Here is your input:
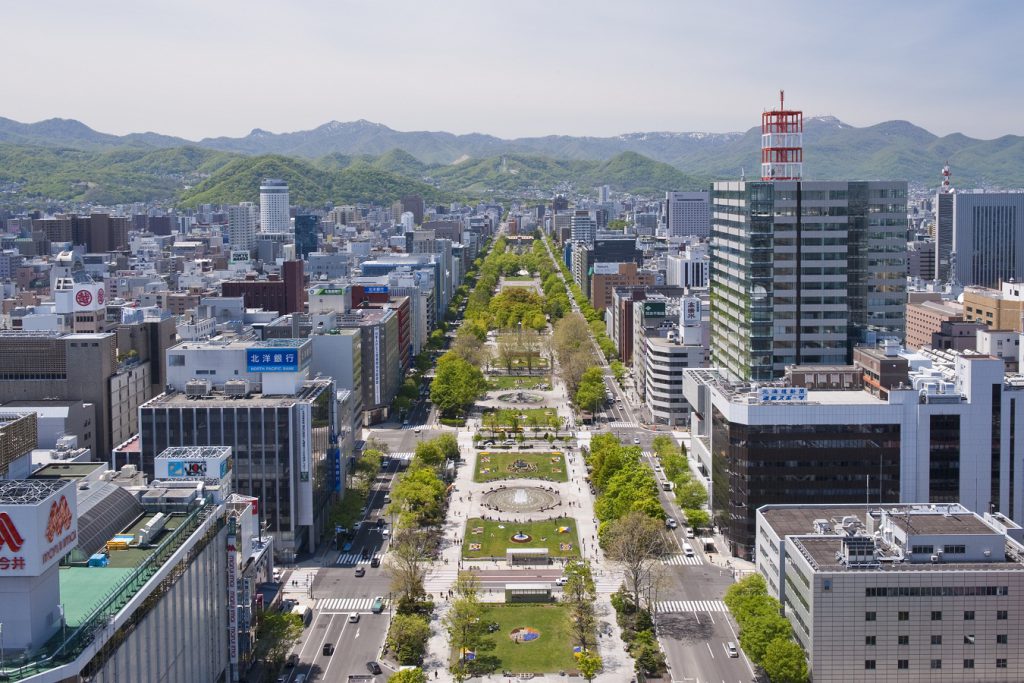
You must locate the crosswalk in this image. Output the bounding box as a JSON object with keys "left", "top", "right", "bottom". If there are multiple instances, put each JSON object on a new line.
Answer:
{"left": 336, "top": 553, "right": 374, "bottom": 566}
{"left": 656, "top": 599, "right": 728, "bottom": 614}
{"left": 388, "top": 452, "right": 414, "bottom": 461}
{"left": 316, "top": 597, "right": 375, "bottom": 612}
{"left": 609, "top": 421, "right": 640, "bottom": 429}
{"left": 424, "top": 566, "right": 459, "bottom": 592}
{"left": 663, "top": 554, "right": 703, "bottom": 566}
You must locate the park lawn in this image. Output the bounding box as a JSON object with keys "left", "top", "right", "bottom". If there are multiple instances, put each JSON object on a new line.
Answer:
{"left": 488, "top": 375, "right": 551, "bottom": 390}
{"left": 502, "top": 275, "right": 536, "bottom": 281}
{"left": 462, "top": 517, "right": 580, "bottom": 559}
{"left": 469, "top": 604, "right": 579, "bottom": 674}
{"left": 482, "top": 407, "right": 561, "bottom": 430}
{"left": 474, "top": 452, "right": 568, "bottom": 483}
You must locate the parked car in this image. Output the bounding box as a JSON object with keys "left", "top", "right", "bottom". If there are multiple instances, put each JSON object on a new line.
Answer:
{"left": 555, "top": 577, "right": 568, "bottom": 586}
{"left": 286, "top": 653, "right": 299, "bottom": 667}
{"left": 366, "top": 661, "right": 383, "bottom": 674}
{"left": 355, "top": 567, "right": 365, "bottom": 577}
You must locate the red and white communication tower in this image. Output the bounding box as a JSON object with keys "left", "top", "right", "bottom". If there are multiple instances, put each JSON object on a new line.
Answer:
{"left": 940, "top": 162, "right": 952, "bottom": 192}
{"left": 761, "top": 90, "right": 803, "bottom": 181}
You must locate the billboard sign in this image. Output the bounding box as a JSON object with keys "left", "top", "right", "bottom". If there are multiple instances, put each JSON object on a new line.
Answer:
{"left": 313, "top": 287, "right": 346, "bottom": 296}
{"left": 643, "top": 301, "right": 666, "bottom": 317}
{"left": 0, "top": 481, "right": 78, "bottom": 576}
{"left": 156, "top": 450, "right": 230, "bottom": 482}
{"left": 682, "top": 297, "right": 702, "bottom": 326}
{"left": 364, "top": 285, "right": 389, "bottom": 294}
{"left": 757, "top": 387, "right": 808, "bottom": 403}
{"left": 297, "top": 403, "right": 310, "bottom": 483}
{"left": 73, "top": 283, "right": 105, "bottom": 312}
{"left": 227, "top": 515, "right": 238, "bottom": 665}
{"left": 247, "top": 348, "right": 299, "bottom": 373}
{"left": 329, "top": 447, "right": 342, "bottom": 493}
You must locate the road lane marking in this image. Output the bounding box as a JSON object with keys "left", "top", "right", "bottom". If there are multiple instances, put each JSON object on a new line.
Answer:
{"left": 706, "top": 642, "right": 715, "bottom": 658}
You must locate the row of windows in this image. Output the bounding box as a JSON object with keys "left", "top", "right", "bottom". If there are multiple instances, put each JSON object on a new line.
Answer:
{"left": 869, "top": 659, "right": 1007, "bottom": 670}
{"left": 867, "top": 610, "right": 1008, "bottom": 621}
{"left": 865, "top": 585, "right": 1008, "bottom": 598}
{"left": 866, "top": 634, "right": 1008, "bottom": 645}
{"left": 908, "top": 544, "right": 966, "bottom": 555}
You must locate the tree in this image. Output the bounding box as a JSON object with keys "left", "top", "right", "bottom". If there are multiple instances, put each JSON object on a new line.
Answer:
{"left": 675, "top": 479, "right": 708, "bottom": 510}
{"left": 610, "top": 360, "right": 626, "bottom": 383}
{"left": 390, "top": 466, "right": 446, "bottom": 527}
{"left": 356, "top": 449, "right": 383, "bottom": 477}
{"left": 433, "top": 432, "right": 460, "bottom": 461}
{"left": 574, "top": 650, "right": 603, "bottom": 681}
{"left": 562, "top": 559, "right": 597, "bottom": 650}
{"left": 386, "top": 529, "right": 432, "bottom": 602}
{"left": 387, "top": 613, "right": 432, "bottom": 665}
{"left": 431, "top": 352, "right": 487, "bottom": 417}
{"left": 630, "top": 630, "right": 666, "bottom": 675}
{"left": 761, "top": 638, "right": 809, "bottom": 683}
{"left": 575, "top": 380, "right": 605, "bottom": 414}
{"left": 739, "top": 612, "right": 793, "bottom": 664}
{"left": 389, "top": 669, "right": 428, "bottom": 683}
{"left": 452, "top": 325, "right": 490, "bottom": 367}
{"left": 414, "top": 441, "right": 445, "bottom": 469}
{"left": 444, "top": 575, "right": 488, "bottom": 679}
{"left": 683, "top": 508, "right": 710, "bottom": 531}
{"left": 603, "top": 511, "right": 668, "bottom": 612}
{"left": 519, "top": 328, "right": 545, "bottom": 374}
{"left": 496, "top": 333, "right": 519, "bottom": 374}
{"left": 254, "top": 612, "right": 303, "bottom": 667}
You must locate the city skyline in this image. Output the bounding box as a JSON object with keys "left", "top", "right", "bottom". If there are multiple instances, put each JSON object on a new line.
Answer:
{"left": 2, "top": 0, "right": 1021, "bottom": 141}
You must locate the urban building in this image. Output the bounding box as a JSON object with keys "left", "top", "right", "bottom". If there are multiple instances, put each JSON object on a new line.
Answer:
{"left": 221, "top": 260, "right": 306, "bottom": 315}
{"left": 756, "top": 503, "right": 1024, "bottom": 683}
{"left": 963, "top": 283, "right": 1024, "bottom": 332}
{"left": 637, "top": 298, "right": 708, "bottom": 425}
{"left": 570, "top": 210, "right": 596, "bottom": 244}
{"left": 905, "top": 299, "right": 964, "bottom": 349}
{"left": 710, "top": 180, "right": 908, "bottom": 381}
{"left": 685, "top": 345, "right": 1024, "bottom": 559}
{"left": 948, "top": 192, "right": 1024, "bottom": 288}
{"left": 907, "top": 239, "right": 936, "bottom": 281}
{"left": 259, "top": 179, "right": 290, "bottom": 232}
{"left": 294, "top": 215, "right": 318, "bottom": 259}
{"left": 589, "top": 262, "right": 657, "bottom": 312}
{"left": 663, "top": 191, "right": 710, "bottom": 238}
{"left": 227, "top": 203, "right": 257, "bottom": 251}
{"left": 665, "top": 247, "right": 709, "bottom": 289}
{"left": 339, "top": 308, "right": 401, "bottom": 424}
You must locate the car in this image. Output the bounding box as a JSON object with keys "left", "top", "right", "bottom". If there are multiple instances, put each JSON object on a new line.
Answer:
{"left": 376, "top": 517, "right": 385, "bottom": 528}
{"left": 361, "top": 548, "right": 371, "bottom": 560}
{"left": 355, "top": 567, "right": 365, "bottom": 577}
{"left": 402, "top": 419, "right": 409, "bottom": 426}
{"left": 371, "top": 596, "right": 385, "bottom": 613}
{"left": 323, "top": 642, "right": 335, "bottom": 656}
{"left": 286, "top": 653, "right": 299, "bottom": 667}
{"left": 382, "top": 529, "right": 391, "bottom": 539}
{"left": 727, "top": 641, "right": 739, "bottom": 658}
{"left": 686, "top": 528, "right": 695, "bottom": 539}
{"left": 383, "top": 494, "right": 391, "bottom": 504}
{"left": 370, "top": 556, "right": 381, "bottom": 568}
{"left": 554, "top": 577, "right": 568, "bottom": 586}
{"left": 294, "top": 676, "right": 306, "bottom": 683}
{"left": 276, "top": 677, "right": 286, "bottom": 683}
{"left": 503, "top": 439, "right": 516, "bottom": 446}
{"left": 414, "top": 427, "right": 422, "bottom": 434}
{"left": 482, "top": 440, "right": 495, "bottom": 447}
{"left": 683, "top": 542, "right": 695, "bottom": 558}
{"left": 348, "top": 612, "right": 360, "bottom": 623}
{"left": 665, "top": 518, "right": 678, "bottom": 529}
{"left": 633, "top": 437, "right": 641, "bottom": 444}
{"left": 342, "top": 541, "right": 354, "bottom": 553}
{"left": 366, "top": 661, "right": 383, "bottom": 675}
{"left": 381, "top": 458, "right": 391, "bottom": 469}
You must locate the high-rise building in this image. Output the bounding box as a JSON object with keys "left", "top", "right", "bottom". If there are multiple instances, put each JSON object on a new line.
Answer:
{"left": 760, "top": 90, "right": 803, "bottom": 181}
{"left": 949, "top": 191, "right": 1024, "bottom": 288}
{"left": 570, "top": 210, "right": 595, "bottom": 244}
{"left": 227, "top": 202, "right": 257, "bottom": 251}
{"left": 259, "top": 179, "right": 290, "bottom": 232}
{"left": 710, "top": 180, "right": 908, "bottom": 381}
{"left": 294, "top": 214, "right": 318, "bottom": 259}
{"left": 663, "top": 191, "right": 710, "bottom": 238}
{"left": 935, "top": 164, "right": 955, "bottom": 282}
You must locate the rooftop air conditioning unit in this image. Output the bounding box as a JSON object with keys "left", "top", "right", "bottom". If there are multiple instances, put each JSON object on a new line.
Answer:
{"left": 930, "top": 554, "right": 939, "bottom": 563}
{"left": 185, "top": 378, "right": 211, "bottom": 398}
{"left": 224, "top": 380, "right": 250, "bottom": 397}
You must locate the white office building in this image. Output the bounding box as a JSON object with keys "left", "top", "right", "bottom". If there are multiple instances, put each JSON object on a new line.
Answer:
{"left": 757, "top": 503, "right": 1024, "bottom": 683}
{"left": 666, "top": 246, "right": 710, "bottom": 289}
{"left": 663, "top": 191, "right": 710, "bottom": 238}
{"left": 227, "top": 202, "right": 257, "bottom": 251}
{"left": 259, "top": 179, "right": 290, "bottom": 232}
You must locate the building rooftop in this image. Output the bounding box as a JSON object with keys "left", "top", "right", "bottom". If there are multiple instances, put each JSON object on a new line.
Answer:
{"left": 760, "top": 505, "right": 874, "bottom": 538}
{"left": 32, "top": 462, "right": 107, "bottom": 480}
{"left": 147, "top": 379, "right": 331, "bottom": 408}
{"left": 791, "top": 536, "right": 1024, "bottom": 573}
{"left": 889, "top": 510, "right": 995, "bottom": 536}
{"left": 0, "top": 479, "right": 70, "bottom": 504}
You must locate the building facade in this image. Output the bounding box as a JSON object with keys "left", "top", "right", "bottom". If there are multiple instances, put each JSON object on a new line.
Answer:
{"left": 663, "top": 191, "right": 710, "bottom": 238}
{"left": 259, "top": 179, "right": 290, "bottom": 232}
{"left": 710, "top": 180, "right": 908, "bottom": 381}
{"left": 950, "top": 192, "right": 1024, "bottom": 288}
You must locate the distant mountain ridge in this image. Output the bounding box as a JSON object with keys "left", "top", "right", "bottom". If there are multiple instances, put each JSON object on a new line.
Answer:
{"left": 2, "top": 115, "right": 1023, "bottom": 187}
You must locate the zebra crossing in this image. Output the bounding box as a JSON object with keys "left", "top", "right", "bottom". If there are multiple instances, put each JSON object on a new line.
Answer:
{"left": 424, "top": 566, "right": 459, "bottom": 592}
{"left": 608, "top": 421, "right": 640, "bottom": 429}
{"left": 335, "top": 553, "right": 373, "bottom": 566}
{"left": 316, "top": 597, "right": 375, "bottom": 612}
{"left": 656, "top": 599, "right": 728, "bottom": 614}
{"left": 663, "top": 554, "right": 703, "bottom": 566}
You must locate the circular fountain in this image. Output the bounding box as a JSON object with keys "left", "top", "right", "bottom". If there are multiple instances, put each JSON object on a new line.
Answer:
{"left": 482, "top": 486, "right": 561, "bottom": 513}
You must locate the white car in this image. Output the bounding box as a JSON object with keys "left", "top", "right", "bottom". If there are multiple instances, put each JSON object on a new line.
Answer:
{"left": 348, "top": 612, "right": 360, "bottom": 623}
{"left": 665, "top": 518, "right": 678, "bottom": 529}
{"left": 633, "top": 437, "right": 641, "bottom": 445}
{"left": 686, "top": 528, "right": 695, "bottom": 539}
{"left": 554, "top": 577, "right": 568, "bottom": 586}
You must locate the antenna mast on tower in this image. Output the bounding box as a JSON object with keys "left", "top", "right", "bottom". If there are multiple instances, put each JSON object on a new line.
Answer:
{"left": 761, "top": 90, "right": 803, "bottom": 181}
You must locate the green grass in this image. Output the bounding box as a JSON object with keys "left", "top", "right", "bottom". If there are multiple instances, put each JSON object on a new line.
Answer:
{"left": 463, "top": 517, "right": 580, "bottom": 558}
{"left": 474, "top": 452, "right": 568, "bottom": 483}
{"left": 463, "top": 604, "right": 580, "bottom": 674}
{"left": 481, "top": 407, "right": 561, "bottom": 431}
{"left": 488, "top": 375, "right": 551, "bottom": 390}
{"left": 503, "top": 275, "right": 536, "bottom": 281}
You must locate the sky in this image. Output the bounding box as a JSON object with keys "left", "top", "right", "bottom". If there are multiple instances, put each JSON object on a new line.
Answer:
{"left": 2, "top": 0, "right": 1022, "bottom": 141}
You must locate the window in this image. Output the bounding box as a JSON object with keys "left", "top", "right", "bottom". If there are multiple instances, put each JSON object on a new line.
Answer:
{"left": 931, "top": 611, "right": 943, "bottom": 621}
{"left": 964, "top": 610, "right": 975, "bottom": 621}
{"left": 997, "top": 610, "right": 1008, "bottom": 620}
{"left": 964, "top": 659, "right": 975, "bottom": 669}
{"left": 931, "top": 635, "right": 942, "bottom": 645}
{"left": 865, "top": 612, "right": 876, "bottom": 621}
{"left": 997, "top": 634, "right": 1008, "bottom": 644}
{"left": 930, "top": 659, "right": 942, "bottom": 670}
{"left": 997, "top": 659, "right": 1008, "bottom": 668}
{"left": 864, "top": 660, "right": 876, "bottom": 670}
{"left": 943, "top": 544, "right": 966, "bottom": 554}
{"left": 898, "top": 635, "right": 909, "bottom": 645}
{"left": 897, "top": 660, "right": 909, "bottom": 670}
{"left": 898, "top": 611, "right": 910, "bottom": 621}
{"left": 965, "top": 634, "right": 975, "bottom": 644}
{"left": 911, "top": 545, "right": 933, "bottom": 554}
{"left": 865, "top": 636, "right": 876, "bottom": 646}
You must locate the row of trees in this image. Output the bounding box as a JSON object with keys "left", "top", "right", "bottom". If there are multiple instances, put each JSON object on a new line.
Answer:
{"left": 552, "top": 313, "right": 600, "bottom": 401}
{"left": 544, "top": 235, "right": 616, "bottom": 360}
{"left": 429, "top": 350, "right": 487, "bottom": 418}
{"left": 388, "top": 434, "right": 458, "bottom": 529}
{"left": 650, "top": 435, "right": 709, "bottom": 530}
{"left": 724, "top": 575, "right": 809, "bottom": 683}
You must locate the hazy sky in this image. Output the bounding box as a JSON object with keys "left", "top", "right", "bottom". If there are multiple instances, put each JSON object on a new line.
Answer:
{"left": 3, "top": 0, "right": 1021, "bottom": 140}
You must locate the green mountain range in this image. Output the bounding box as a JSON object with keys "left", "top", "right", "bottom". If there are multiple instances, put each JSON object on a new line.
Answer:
{"left": 1, "top": 114, "right": 1023, "bottom": 207}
